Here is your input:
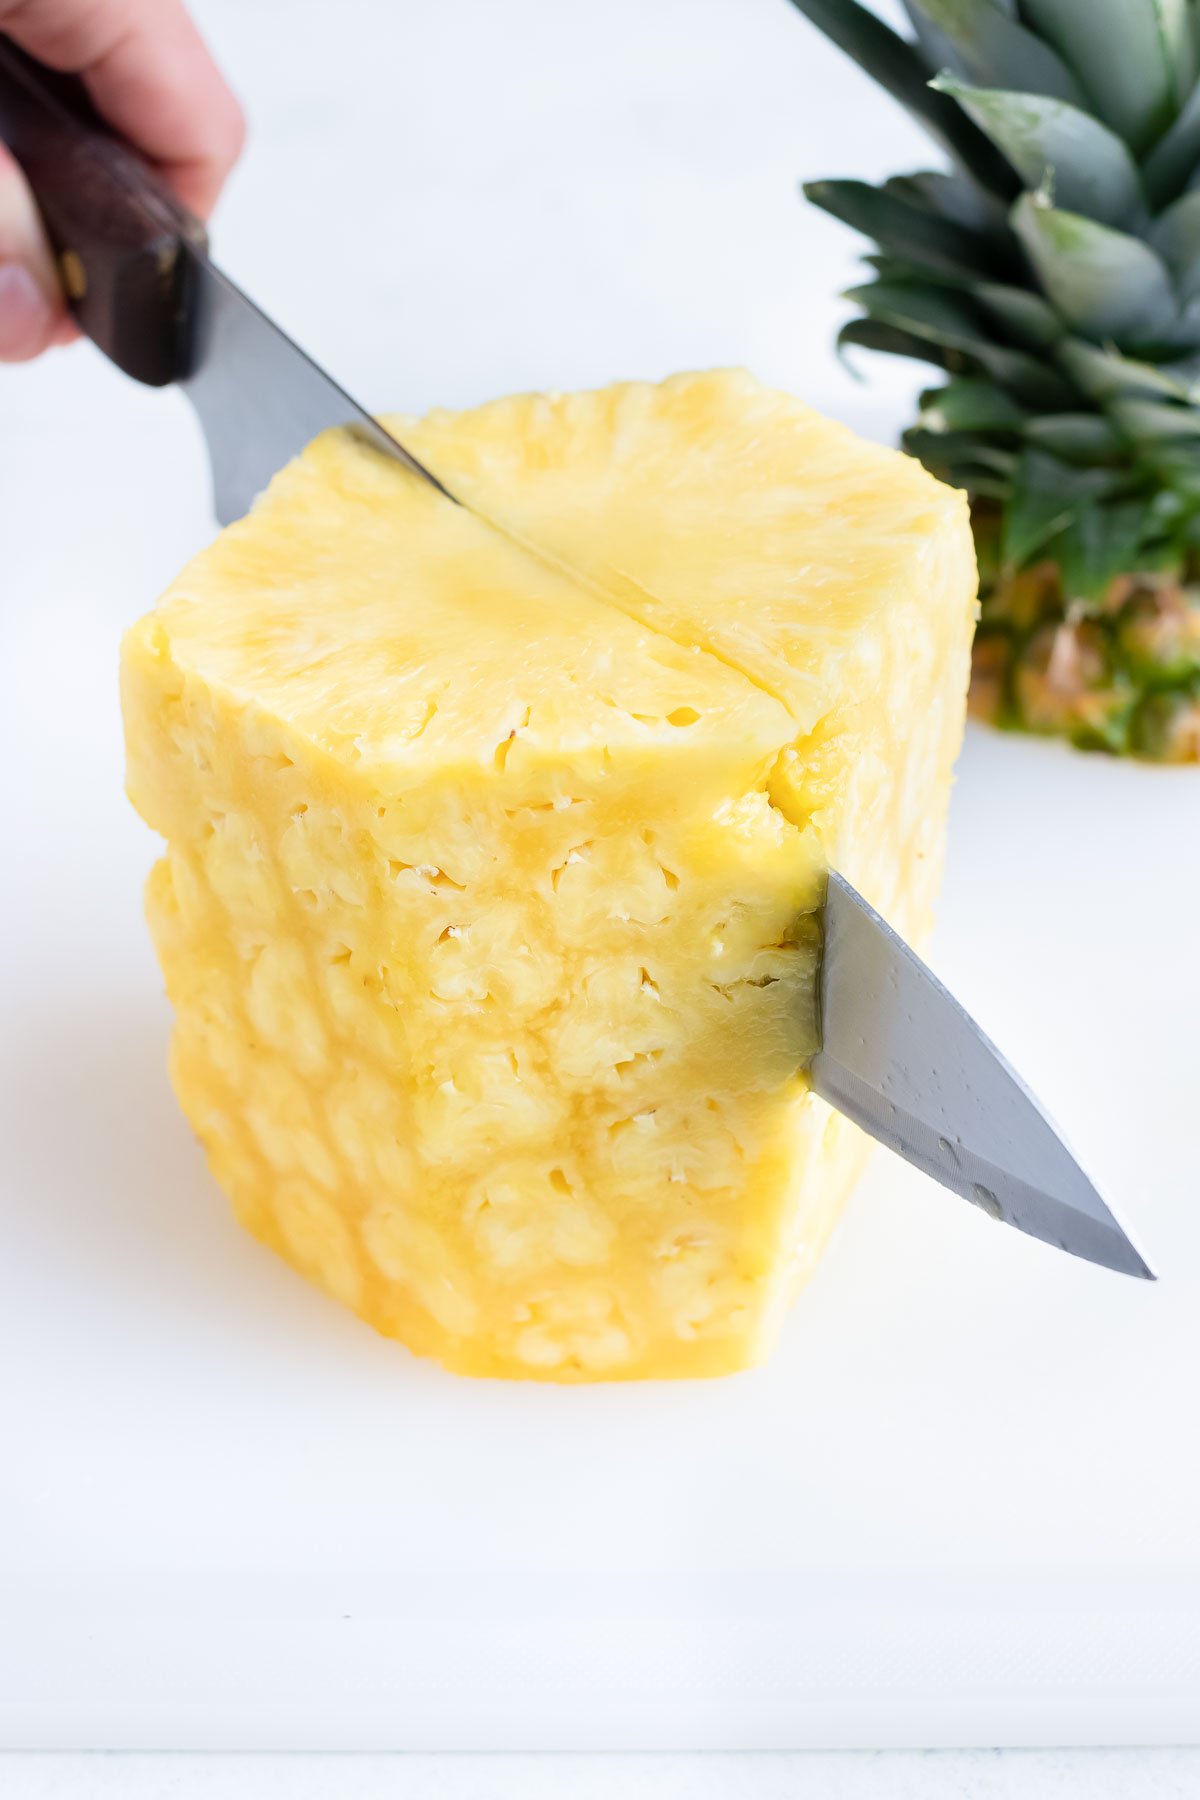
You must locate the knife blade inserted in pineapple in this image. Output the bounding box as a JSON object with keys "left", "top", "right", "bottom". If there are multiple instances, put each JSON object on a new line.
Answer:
{"left": 812, "top": 873, "right": 1152, "bottom": 1279}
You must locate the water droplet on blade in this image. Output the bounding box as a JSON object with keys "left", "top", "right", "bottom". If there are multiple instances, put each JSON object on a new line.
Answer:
{"left": 970, "top": 1183, "right": 1004, "bottom": 1222}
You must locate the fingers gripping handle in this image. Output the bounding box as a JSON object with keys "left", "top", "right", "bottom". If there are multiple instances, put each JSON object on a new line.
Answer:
{"left": 0, "top": 36, "right": 207, "bottom": 384}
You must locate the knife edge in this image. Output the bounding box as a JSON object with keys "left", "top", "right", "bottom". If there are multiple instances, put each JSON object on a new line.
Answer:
{"left": 812, "top": 872, "right": 1154, "bottom": 1280}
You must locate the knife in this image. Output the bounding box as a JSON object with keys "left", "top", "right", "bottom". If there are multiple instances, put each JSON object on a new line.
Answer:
{"left": 0, "top": 37, "right": 1152, "bottom": 1281}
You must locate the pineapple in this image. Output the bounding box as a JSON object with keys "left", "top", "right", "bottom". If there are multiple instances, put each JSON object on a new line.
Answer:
{"left": 121, "top": 370, "right": 975, "bottom": 1381}
{"left": 794, "top": 0, "right": 1200, "bottom": 760}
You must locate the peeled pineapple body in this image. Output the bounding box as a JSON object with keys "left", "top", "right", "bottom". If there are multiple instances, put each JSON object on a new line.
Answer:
{"left": 121, "top": 371, "right": 976, "bottom": 1380}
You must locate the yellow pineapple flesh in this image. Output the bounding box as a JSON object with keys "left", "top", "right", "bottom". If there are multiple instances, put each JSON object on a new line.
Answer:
{"left": 121, "top": 371, "right": 976, "bottom": 1380}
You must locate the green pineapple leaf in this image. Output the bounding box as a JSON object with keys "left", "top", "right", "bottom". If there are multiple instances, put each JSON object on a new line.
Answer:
{"left": 971, "top": 281, "right": 1062, "bottom": 349}
{"left": 1057, "top": 336, "right": 1200, "bottom": 402}
{"left": 1002, "top": 449, "right": 1123, "bottom": 567}
{"left": 906, "top": 0, "right": 1083, "bottom": 101}
{"left": 903, "top": 427, "right": 1017, "bottom": 472}
{"left": 844, "top": 277, "right": 1077, "bottom": 403}
{"left": 836, "top": 317, "right": 951, "bottom": 372}
{"left": 1011, "top": 194, "right": 1178, "bottom": 343}
{"left": 1142, "top": 84, "right": 1200, "bottom": 206}
{"left": 901, "top": 428, "right": 1014, "bottom": 496}
{"left": 1145, "top": 441, "right": 1200, "bottom": 497}
{"left": 862, "top": 253, "right": 969, "bottom": 288}
{"left": 784, "top": 0, "right": 1019, "bottom": 194}
{"left": 803, "top": 178, "right": 995, "bottom": 279}
{"left": 1055, "top": 499, "right": 1157, "bottom": 600}
{"left": 1110, "top": 396, "right": 1200, "bottom": 442}
{"left": 931, "top": 77, "right": 1147, "bottom": 226}
{"left": 1022, "top": 414, "right": 1125, "bottom": 463}
{"left": 883, "top": 170, "right": 1007, "bottom": 233}
{"left": 1149, "top": 188, "right": 1200, "bottom": 300}
{"left": 919, "top": 375, "right": 1027, "bottom": 430}
{"left": 1018, "top": 0, "right": 1190, "bottom": 152}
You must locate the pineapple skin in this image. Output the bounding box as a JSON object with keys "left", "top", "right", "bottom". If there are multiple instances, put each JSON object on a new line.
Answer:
{"left": 121, "top": 372, "right": 976, "bottom": 1381}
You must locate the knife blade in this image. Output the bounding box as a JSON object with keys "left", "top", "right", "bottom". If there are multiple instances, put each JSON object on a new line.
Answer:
{"left": 0, "top": 36, "right": 1153, "bottom": 1281}
{"left": 813, "top": 873, "right": 1152, "bottom": 1278}
{"left": 182, "top": 259, "right": 454, "bottom": 524}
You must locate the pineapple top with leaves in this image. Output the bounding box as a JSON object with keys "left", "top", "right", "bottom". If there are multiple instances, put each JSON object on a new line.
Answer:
{"left": 793, "top": 0, "right": 1200, "bottom": 760}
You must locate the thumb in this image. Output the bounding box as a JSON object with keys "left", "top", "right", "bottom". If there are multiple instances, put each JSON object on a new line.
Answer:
{"left": 0, "top": 146, "right": 66, "bottom": 362}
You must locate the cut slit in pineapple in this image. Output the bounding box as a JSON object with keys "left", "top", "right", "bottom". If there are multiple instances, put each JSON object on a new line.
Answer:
{"left": 121, "top": 370, "right": 977, "bottom": 1380}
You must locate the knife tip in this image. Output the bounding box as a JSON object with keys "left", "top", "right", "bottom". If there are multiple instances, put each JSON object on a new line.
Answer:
{"left": 1105, "top": 1234, "right": 1156, "bottom": 1282}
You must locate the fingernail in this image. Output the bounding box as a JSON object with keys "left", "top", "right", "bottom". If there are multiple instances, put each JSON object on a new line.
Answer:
{"left": 0, "top": 262, "right": 54, "bottom": 358}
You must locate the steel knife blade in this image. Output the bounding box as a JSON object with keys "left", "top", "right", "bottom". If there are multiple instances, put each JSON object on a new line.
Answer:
{"left": 182, "top": 259, "right": 454, "bottom": 525}
{"left": 812, "top": 873, "right": 1152, "bottom": 1278}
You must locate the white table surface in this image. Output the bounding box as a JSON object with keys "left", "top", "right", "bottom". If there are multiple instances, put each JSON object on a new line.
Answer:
{"left": 2, "top": 0, "right": 1198, "bottom": 1785}
{"left": 3, "top": 1750, "right": 1200, "bottom": 1799}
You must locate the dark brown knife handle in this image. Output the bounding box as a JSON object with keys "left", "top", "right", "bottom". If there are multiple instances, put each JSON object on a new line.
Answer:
{"left": 0, "top": 35, "right": 208, "bottom": 385}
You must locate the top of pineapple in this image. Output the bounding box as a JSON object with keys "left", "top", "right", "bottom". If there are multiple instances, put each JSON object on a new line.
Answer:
{"left": 125, "top": 370, "right": 970, "bottom": 777}
{"left": 793, "top": 0, "right": 1200, "bottom": 600}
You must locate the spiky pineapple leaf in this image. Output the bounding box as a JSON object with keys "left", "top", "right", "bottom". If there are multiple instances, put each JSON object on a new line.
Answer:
{"left": 1055, "top": 499, "right": 1157, "bottom": 600}
{"left": 1057, "top": 336, "right": 1200, "bottom": 403}
{"left": 862, "top": 253, "right": 968, "bottom": 288}
{"left": 967, "top": 343, "right": 1077, "bottom": 406}
{"left": 1146, "top": 441, "right": 1200, "bottom": 497}
{"left": 900, "top": 2, "right": 972, "bottom": 79}
{"left": 931, "top": 77, "right": 1146, "bottom": 227}
{"left": 1142, "top": 84, "right": 1200, "bottom": 207}
{"left": 884, "top": 170, "right": 1007, "bottom": 234}
{"left": 1002, "top": 449, "right": 1124, "bottom": 567}
{"left": 1149, "top": 188, "right": 1200, "bottom": 301}
{"left": 908, "top": 0, "right": 1083, "bottom": 102}
{"left": 843, "top": 277, "right": 1076, "bottom": 403}
{"left": 842, "top": 278, "right": 988, "bottom": 335}
{"left": 1023, "top": 414, "right": 1125, "bottom": 463}
{"left": 803, "top": 178, "right": 994, "bottom": 278}
{"left": 903, "top": 427, "right": 1017, "bottom": 473}
{"left": 836, "top": 317, "right": 951, "bottom": 371}
{"left": 1166, "top": 0, "right": 1199, "bottom": 100}
{"left": 1011, "top": 195, "right": 1178, "bottom": 344}
{"left": 1002, "top": 482, "right": 1076, "bottom": 568}
{"left": 919, "top": 375, "right": 1026, "bottom": 429}
{"left": 901, "top": 434, "right": 1015, "bottom": 498}
{"left": 784, "top": 0, "right": 1019, "bottom": 195}
{"left": 1018, "top": 0, "right": 1189, "bottom": 154}
{"left": 1110, "top": 396, "right": 1200, "bottom": 441}
{"left": 971, "top": 280, "right": 1062, "bottom": 349}
{"left": 901, "top": 0, "right": 1028, "bottom": 76}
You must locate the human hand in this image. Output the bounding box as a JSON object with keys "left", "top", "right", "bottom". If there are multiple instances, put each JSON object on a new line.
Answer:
{"left": 0, "top": 0, "right": 244, "bottom": 360}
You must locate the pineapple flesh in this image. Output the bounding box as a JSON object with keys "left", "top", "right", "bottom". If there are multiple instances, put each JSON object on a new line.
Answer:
{"left": 121, "top": 371, "right": 976, "bottom": 1380}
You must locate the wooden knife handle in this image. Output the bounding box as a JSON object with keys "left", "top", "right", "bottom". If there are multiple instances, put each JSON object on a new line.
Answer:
{"left": 0, "top": 35, "right": 208, "bottom": 385}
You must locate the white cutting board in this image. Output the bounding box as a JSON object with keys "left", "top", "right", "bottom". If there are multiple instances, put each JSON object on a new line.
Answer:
{"left": 2, "top": 0, "right": 1199, "bottom": 1750}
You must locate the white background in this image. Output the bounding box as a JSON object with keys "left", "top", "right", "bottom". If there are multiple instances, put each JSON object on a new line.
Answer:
{"left": 2, "top": 0, "right": 1199, "bottom": 1793}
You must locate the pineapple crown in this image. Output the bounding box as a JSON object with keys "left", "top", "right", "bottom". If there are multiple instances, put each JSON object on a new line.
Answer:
{"left": 793, "top": 0, "right": 1200, "bottom": 599}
